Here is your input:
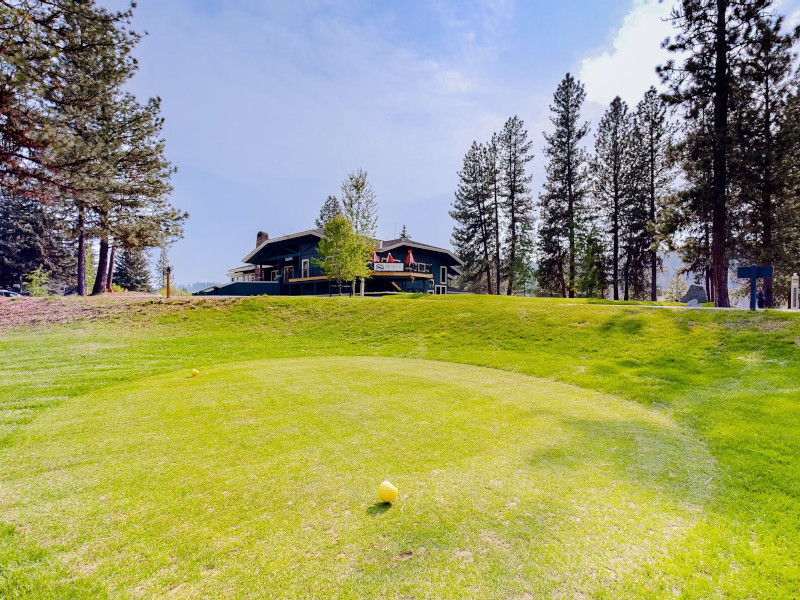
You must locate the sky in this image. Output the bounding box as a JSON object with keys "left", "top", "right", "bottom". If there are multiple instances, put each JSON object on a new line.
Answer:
{"left": 100, "top": 0, "right": 800, "bottom": 284}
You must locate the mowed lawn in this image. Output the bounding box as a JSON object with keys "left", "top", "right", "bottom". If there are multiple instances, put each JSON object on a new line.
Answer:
{"left": 0, "top": 295, "right": 799, "bottom": 598}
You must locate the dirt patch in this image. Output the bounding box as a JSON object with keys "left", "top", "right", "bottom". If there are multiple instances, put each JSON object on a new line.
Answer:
{"left": 0, "top": 294, "right": 221, "bottom": 332}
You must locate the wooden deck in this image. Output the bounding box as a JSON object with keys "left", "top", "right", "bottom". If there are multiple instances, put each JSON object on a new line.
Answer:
{"left": 288, "top": 271, "right": 433, "bottom": 283}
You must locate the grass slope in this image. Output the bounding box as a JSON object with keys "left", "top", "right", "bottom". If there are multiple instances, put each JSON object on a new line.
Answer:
{"left": 0, "top": 295, "right": 799, "bottom": 598}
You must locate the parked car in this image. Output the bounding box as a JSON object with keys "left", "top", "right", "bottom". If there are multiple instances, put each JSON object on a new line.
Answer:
{"left": 0, "top": 289, "right": 21, "bottom": 297}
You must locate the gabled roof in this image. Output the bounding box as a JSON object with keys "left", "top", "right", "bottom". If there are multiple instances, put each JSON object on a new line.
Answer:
{"left": 242, "top": 227, "right": 462, "bottom": 266}
{"left": 227, "top": 265, "right": 257, "bottom": 274}
{"left": 378, "top": 239, "right": 464, "bottom": 266}
{"left": 242, "top": 228, "right": 324, "bottom": 263}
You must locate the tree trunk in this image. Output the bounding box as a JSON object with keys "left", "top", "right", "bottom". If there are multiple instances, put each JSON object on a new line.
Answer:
{"left": 507, "top": 206, "right": 516, "bottom": 296}
{"left": 567, "top": 125, "right": 576, "bottom": 299}
{"left": 106, "top": 244, "right": 116, "bottom": 292}
{"left": 650, "top": 127, "right": 658, "bottom": 301}
{"left": 77, "top": 208, "right": 86, "bottom": 296}
{"left": 623, "top": 250, "right": 630, "bottom": 301}
{"left": 612, "top": 194, "right": 619, "bottom": 300}
{"left": 92, "top": 235, "right": 109, "bottom": 295}
{"left": 762, "top": 72, "right": 774, "bottom": 308}
{"left": 711, "top": 0, "right": 730, "bottom": 307}
{"left": 494, "top": 187, "right": 501, "bottom": 295}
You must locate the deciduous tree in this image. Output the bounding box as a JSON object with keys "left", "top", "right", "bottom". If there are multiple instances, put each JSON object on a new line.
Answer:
{"left": 314, "top": 214, "right": 372, "bottom": 295}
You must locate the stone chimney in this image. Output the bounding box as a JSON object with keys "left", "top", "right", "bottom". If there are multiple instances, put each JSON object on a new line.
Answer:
{"left": 256, "top": 231, "right": 269, "bottom": 246}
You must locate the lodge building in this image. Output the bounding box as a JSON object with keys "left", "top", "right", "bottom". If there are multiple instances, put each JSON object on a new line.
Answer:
{"left": 195, "top": 228, "right": 464, "bottom": 296}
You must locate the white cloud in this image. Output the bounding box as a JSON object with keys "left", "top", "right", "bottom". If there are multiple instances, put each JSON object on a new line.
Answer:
{"left": 579, "top": 0, "right": 676, "bottom": 107}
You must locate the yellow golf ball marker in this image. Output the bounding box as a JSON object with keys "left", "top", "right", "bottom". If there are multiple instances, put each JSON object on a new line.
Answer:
{"left": 378, "top": 480, "right": 398, "bottom": 503}
{"left": 191, "top": 369, "right": 199, "bottom": 377}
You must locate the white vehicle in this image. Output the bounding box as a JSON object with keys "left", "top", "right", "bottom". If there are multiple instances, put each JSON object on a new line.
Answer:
{"left": 0, "top": 289, "right": 21, "bottom": 297}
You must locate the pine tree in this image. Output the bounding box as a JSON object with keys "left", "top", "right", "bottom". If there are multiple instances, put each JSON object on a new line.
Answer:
{"left": 620, "top": 171, "right": 651, "bottom": 300}
{"left": 451, "top": 142, "right": 495, "bottom": 294}
{"left": 576, "top": 226, "right": 609, "bottom": 299}
{"left": 315, "top": 196, "right": 342, "bottom": 228}
{"left": 486, "top": 134, "right": 503, "bottom": 294}
{"left": 340, "top": 169, "right": 378, "bottom": 238}
{"left": 498, "top": 116, "right": 535, "bottom": 296}
{"left": 0, "top": 194, "right": 74, "bottom": 292}
{"left": 537, "top": 73, "right": 591, "bottom": 298}
{"left": 659, "top": 0, "right": 776, "bottom": 307}
{"left": 42, "top": 0, "right": 141, "bottom": 295}
{"left": 155, "top": 246, "right": 170, "bottom": 290}
{"left": 591, "top": 96, "right": 632, "bottom": 300}
{"left": 733, "top": 14, "right": 799, "bottom": 306}
{"left": 632, "top": 87, "right": 675, "bottom": 301}
{"left": 661, "top": 95, "right": 716, "bottom": 302}
{"left": 92, "top": 93, "right": 185, "bottom": 295}
{"left": 113, "top": 246, "right": 152, "bottom": 292}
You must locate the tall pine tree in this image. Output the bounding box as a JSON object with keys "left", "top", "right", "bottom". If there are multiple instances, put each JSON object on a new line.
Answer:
{"left": 498, "top": 116, "right": 535, "bottom": 296}
{"left": 451, "top": 142, "right": 495, "bottom": 294}
{"left": 113, "top": 246, "right": 152, "bottom": 292}
{"left": 537, "top": 73, "right": 590, "bottom": 298}
{"left": 660, "top": 0, "right": 776, "bottom": 307}
{"left": 486, "top": 134, "right": 503, "bottom": 294}
{"left": 733, "top": 14, "right": 799, "bottom": 306}
{"left": 591, "top": 96, "right": 632, "bottom": 300}
{"left": 632, "top": 87, "right": 675, "bottom": 301}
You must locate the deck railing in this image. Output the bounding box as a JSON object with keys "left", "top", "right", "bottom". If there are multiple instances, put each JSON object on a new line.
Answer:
{"left": 258, "top": 261, "right": 432, "bottom": 281}
{"left": 371, "top": 262, "right": 431, "bottom": 274}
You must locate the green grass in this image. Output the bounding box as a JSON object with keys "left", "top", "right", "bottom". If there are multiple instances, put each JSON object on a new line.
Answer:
{"left": 1, "top": 295, "right": 800, "bottom": 598}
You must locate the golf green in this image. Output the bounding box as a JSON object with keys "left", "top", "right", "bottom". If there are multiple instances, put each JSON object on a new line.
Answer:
{"left": 0, "top": 356, "right": 712, "bottom": 598}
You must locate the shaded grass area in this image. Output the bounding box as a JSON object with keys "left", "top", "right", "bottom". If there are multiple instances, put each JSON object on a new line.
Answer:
{"left": 1, "top": 295, "right": 800, "bottom": 597}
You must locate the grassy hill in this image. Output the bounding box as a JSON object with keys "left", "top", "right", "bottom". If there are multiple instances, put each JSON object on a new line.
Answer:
{"left": 1, "top": 295, "right": 799, "bottom": 598}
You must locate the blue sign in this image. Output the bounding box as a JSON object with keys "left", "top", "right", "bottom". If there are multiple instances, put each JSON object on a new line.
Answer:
{"left": 736, "top": 264, "right": 774, "bottom": 310}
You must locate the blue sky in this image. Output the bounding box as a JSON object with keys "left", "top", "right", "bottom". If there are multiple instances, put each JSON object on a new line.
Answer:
{"left": 101, "top": 0, "right": 800, "bottom": 284}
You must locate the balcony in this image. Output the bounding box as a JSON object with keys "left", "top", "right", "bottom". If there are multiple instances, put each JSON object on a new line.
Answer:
{"left": 267, "top": 262, "right": 432, "bottom": 283}
{"left": 372, "top": 261, "right": 431, "bottom": 274}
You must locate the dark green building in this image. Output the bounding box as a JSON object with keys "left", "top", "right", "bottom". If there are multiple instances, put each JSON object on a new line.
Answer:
{"left": 196, "top": 228, "right": 463, "bottom": 296}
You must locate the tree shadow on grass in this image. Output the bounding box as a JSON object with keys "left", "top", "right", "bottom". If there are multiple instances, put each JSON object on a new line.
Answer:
{"left": 366, "top": 502, "right": 392, "bottom": 515}
{"left": 525, "top": 414, "right": 714, "bottom": 507}
{"left": 597, "top": 311, "right": 646, "bottom": 335}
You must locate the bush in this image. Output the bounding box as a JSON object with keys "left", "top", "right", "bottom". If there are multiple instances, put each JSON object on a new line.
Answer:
{"left": 22, "top": 266, "right": 52, "bottom": 297}
{"left": 158, "top": 285, "right": 191, "bottom": 297}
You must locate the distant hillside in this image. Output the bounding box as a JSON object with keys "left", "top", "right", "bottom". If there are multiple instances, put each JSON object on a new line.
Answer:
{"left": 179, "top": 281, "right": 222, "bottom": 293}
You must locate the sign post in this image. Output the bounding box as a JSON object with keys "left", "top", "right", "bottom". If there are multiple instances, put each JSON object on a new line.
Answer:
{"left": 736, "top": 264, "right": 773, "bottom": 310}
{"left": 165, "top": 265, "right": 172, "bottom": 299}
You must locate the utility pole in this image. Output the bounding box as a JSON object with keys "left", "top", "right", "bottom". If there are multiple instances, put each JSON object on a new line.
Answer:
{"left": 165, "top": 266, "right": 172, "bottom": 299}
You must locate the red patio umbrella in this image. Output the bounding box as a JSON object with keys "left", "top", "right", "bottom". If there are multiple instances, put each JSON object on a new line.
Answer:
{"left": 387, "top": 253, "right": 394, "bottom": 263}
{"left": 405, "top": 249, "right": 415, "bottom": 264}
{"left": 372, "top": 250, "right": 379, "bottom": 263}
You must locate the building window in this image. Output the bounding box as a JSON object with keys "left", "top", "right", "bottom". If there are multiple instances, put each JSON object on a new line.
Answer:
{"left": 435, "top": 285, "right": 447, "bottom": 295}
{"left": 271, "top": 270, "right": 278, "bottom": 282}
{"left": 301, "top": 259, "right": 310, "bottom": 278}
{"left": 284, "top": 265, "right": 294, "bottom": 281}
{"left": 440, "top": 266, "right": 448, "bottom": 286}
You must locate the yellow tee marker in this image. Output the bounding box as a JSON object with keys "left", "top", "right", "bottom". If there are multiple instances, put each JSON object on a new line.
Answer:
{"left": 378, "top": 480, "right": 398, "bottom": 503}
{"left": 191, "top": 369, "right": 200, "bottom": 377}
